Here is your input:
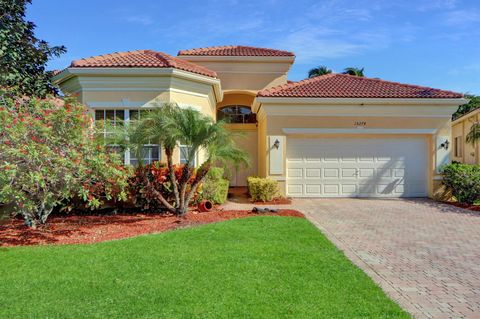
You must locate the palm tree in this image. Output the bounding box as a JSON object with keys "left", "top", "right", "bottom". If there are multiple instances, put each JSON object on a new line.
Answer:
{"left": 343, "top": 67, "right": 365, "bottom": 77}
{"left": 308, "top": 65, "right": 332, "bottom": 78}
{"left": 127, "top": 103, "right": 249, "bottom": 215}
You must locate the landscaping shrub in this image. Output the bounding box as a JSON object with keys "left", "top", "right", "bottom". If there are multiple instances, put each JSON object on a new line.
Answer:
{"left": 129, "top": 163, "right": 197, "bottom": 212}
{"left": 199, "top": 167, "right": 229, "bottom": 204}
{"left": 0, "top": 94, "right": 130, "bottom": 226}
{"left": 442, "top": 163, "right": 480, "bottom": 204}
{"left": 247, "top": 177, "right": 280, "bottom": 202}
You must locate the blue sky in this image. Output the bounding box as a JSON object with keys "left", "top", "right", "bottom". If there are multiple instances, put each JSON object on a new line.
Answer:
{"left": 28, "top": 0, "right": 480, "bottom": 94}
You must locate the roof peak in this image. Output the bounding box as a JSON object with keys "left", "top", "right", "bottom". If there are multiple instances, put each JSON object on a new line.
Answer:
{"left": 178, "top": 45, "right": 295, "bottom": 57}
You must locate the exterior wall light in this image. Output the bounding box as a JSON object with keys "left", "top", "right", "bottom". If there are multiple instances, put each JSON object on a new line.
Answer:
{"left": 273, "top": 139, "right": 280, "bottom": 150}
{"left": 440, "top": 139, "right": 450, "bottom": 150}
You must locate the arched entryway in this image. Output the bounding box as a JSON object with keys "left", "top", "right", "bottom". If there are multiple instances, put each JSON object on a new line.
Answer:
{"left": 217, "top": 92, "right": 258, "bottom": 187}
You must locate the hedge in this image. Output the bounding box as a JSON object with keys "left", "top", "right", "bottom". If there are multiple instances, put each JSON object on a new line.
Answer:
{"left": 442, "top": 163, "right": 480, "bottom": 204}
{"left": 247, "top": 177, "right": 279, "bottom": 202}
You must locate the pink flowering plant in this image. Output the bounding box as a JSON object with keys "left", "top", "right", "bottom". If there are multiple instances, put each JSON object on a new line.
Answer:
{"left": 0, "top": 93, "right": 130, "bottom": 227}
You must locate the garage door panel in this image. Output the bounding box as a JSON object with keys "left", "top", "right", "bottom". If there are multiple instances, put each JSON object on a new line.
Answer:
{"left": 305, "top": 184, "right": 321, "bottom": 195}
{"left": 286, "top": 138, "right": 427, "bottom": 198}
{"left": 287, "top": 184, "right": 303, "bottom": 195}
{"left": 305, "top": 168, "right": 321, "bottom": 178}
{"left": 324, "top": 184, "right": 340, "bottom": 195}
{"left": 341, "top": 184, "right": 357, "bottom": 195}
{"left": 287, "top": 168, "right": 303, "bottom": 179}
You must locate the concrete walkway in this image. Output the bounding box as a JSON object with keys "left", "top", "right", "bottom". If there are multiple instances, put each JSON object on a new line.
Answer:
{"left": 222, "top": 198, "right": 480, "bottom": 318}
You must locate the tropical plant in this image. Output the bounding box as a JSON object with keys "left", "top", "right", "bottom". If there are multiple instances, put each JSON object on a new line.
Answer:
{"left": 0, "top": 93, "right": 130, "bottom": 226}
{"left": 0, "top": 0, "right": 66, "bottom": 97}
{"left": 453, "top": 94, "right": 480, "bottom": 120}
{"left": 343, "top": 67, "right": 365, "bottom": 77}
{"left": 129, "top": 162, "right": 190, "bottom": 212}
{"left": 308, "top": 65, "right": 332, "bottom": 78}
{"left": 121, "top": 103, "right": 249, "bottom": 215}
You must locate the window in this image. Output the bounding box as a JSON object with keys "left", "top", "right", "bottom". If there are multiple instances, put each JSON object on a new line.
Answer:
{"left": 217, "top": 105, "right": 256, "bottom": 124}
{"left": 130, "top": 144, "right": 160, "bottom": 166}
{"left": 95, "top": 109, "right": 124, "bottom": 138}
{"left": 180, "top": 145, "right": 197, "bottom": 167}
{"left": 94, "top": 109, "right": 160, "bottom": 166}
{"left": 454, "top": 136, "right": 463, "bottom": 158}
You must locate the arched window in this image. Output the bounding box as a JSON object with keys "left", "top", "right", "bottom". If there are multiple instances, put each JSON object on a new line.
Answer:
{"left": 217, "top": 105, "right": 256, "bottom": 124}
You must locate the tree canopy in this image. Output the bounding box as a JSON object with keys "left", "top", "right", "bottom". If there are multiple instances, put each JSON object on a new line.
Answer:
{"left": 308, "top": 65, "right": 332, "bottom": 78}
{"left": 453, "top": 94, "right": 480, "bottom": 120}
{"left": 0, "top": 0, "right": 66, "bottom": 97}
{"left": 343, "top": 67, "right": 365, "bottom": 77}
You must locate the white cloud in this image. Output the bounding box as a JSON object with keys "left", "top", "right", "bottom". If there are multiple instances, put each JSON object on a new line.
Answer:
{"left": 271, "top": 28, "right": 363, "bottom": 63}
{"left": 124, "top": 15, "right": 154, "bottom": 26}
{"left": 417, "top": 0, "right": 458, "bottom": 11}
{"left": 444, "top": 9, "right": 480, "bottom": 26}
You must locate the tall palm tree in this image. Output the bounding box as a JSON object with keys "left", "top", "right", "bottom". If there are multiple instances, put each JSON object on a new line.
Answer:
{"left": 127, "top": 103, "right": 249, "bottom": 215}
{"left": 308, "top": 65, "right": 332, "bottom": 78}
{"left": 343, "top": 67, "right": 365, "bottom": 77}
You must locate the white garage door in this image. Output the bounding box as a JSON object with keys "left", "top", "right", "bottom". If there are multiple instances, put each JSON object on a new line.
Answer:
{"left": 286, "top": 138, "right": 428, "bottom": 197}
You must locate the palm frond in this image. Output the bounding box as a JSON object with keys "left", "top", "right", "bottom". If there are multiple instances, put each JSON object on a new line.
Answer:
{"left": 466, "top": 122, "right": 480, "bottom": 145}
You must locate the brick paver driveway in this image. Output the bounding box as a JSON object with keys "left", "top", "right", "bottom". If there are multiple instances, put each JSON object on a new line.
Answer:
{"left": 300, "top": 198, "right": 480, "bottom": 319}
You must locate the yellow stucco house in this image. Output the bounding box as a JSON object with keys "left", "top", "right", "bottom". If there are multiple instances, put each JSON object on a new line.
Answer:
{"left": 53, "top": 45, "right": 468, "bottom": 199}
{"left": 452, "top": 109, "right": 480, "bottom": 165}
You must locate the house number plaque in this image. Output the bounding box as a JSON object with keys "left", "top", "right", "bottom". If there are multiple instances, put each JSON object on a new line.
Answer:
{"left": 354, "top": 121, "right": 367, "bottom": 127}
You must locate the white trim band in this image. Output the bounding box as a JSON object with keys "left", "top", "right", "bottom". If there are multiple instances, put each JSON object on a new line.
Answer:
{"left": 282, "top": 128, "right": 438, "bottom": 135}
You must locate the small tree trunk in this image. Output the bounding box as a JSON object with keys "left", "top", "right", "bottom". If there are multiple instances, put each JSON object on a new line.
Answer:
{"left": 177, "top": 164, "right": 193, "bottom": 215}
{"left": 165, "top": 148, "right": 180, "bottom": 208}
{"left": 145, "top": 178, "right": 177, "bottom": 214}
{"left": 179, "top": 162, "right": 212, "bottom": 216}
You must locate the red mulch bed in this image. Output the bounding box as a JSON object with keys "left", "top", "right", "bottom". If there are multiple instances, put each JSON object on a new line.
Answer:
{"left": 0, "top": 209, "right": 304, "bottom": 247}
{"left": 442, "top": 201, "right": 480, "bottom": 212}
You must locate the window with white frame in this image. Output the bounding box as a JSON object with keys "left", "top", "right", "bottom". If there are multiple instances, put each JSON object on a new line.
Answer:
{"left": 94, "top": 109, "right": 124, "bottom": 138}
{"left": 454, "top": 136, "right": 463, "bottom": 158}
{"left": 93, "top": 109, "right": 160, "bottom": 165}
{"left": 129, "top": 144, "right": 160, "bottom": 166}
{"left": 180, "top": 145, "right": 197, "bottom": 167}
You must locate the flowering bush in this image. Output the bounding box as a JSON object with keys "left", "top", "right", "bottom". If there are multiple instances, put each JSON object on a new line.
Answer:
{"left": 0, "top": 94, "right": 130, "bottom": 226}
{"left": 129, "top": 162, "right": 196, "bottom": 212}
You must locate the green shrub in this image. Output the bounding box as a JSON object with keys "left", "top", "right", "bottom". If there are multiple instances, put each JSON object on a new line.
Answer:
{"left": 199, "top": 167, "right": 229, "bottom": 204}
{"left": 0, "top": 95, "right": 130, "bottom": 226}
{"left": 247, "top": 177, "right": 279, "bottom": 202}
{"left": 442, "top": 163, "right": 480, "bottom": 204}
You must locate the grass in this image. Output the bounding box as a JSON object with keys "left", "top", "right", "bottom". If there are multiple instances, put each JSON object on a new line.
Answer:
{"left": 0, "top": 216, "right": 409, "bottom": 318}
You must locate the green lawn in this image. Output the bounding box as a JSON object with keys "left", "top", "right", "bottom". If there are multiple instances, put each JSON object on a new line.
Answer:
{"left": 0, "top": 216, "right": 409, "bottom": 318}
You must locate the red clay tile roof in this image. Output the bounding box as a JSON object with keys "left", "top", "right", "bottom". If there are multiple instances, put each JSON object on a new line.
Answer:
{"left": 258, "top": 73, "right": 463, "bottom": 99}
{"left": 178, "top": 45, "right": 294, "bottom": 57}
{"left": 70, "top": 50, "right": 217, "bottom": 77}
{"left": 50, "top": 69, "right": 63, "bottom": 76}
